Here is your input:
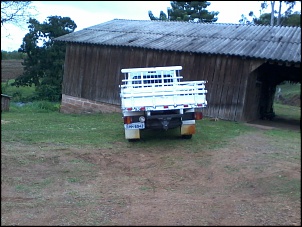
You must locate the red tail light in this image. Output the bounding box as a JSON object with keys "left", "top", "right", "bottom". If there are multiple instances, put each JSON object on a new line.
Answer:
{"left": 197, "top": 104, "right": 203, "bottom": 107}
{"left": 140, "top": 106, "right": 146, "bottom": 111}
{"left": 126, "top": 107, "right": 132, "bottom": 111}
{"left": 164, "top": 105, "right": 169, "bottom": 109}
{"left": 184, "top": 104, "right": 188, "bottom": 107}
{"left": 195, "top": 112, "right": 203, "bottom": 120}
{"left": 124, "top": 116, "right": 132, "bottom": 124}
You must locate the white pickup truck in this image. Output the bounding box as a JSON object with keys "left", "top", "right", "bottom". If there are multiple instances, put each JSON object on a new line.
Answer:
{"left": 119, "top": 66, "right": 207, "bottom": 141}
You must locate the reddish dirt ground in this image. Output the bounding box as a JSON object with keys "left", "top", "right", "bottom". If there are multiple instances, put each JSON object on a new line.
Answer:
{"left": 1, "top": 123, "right": 300, "bottom": 225}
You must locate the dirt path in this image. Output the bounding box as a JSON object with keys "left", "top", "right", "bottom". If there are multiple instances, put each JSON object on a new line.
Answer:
{"left": 1, "top": 128, "right": 301, "bottom": 225}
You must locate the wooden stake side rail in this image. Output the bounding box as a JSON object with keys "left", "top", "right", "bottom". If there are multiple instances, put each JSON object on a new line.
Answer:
{"left": 120, "top": 81, "right": 207, "bottom": 98}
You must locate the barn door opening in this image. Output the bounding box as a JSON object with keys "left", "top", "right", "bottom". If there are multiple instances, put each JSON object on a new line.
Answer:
{"left": 257, "top": 75, "right": 277, "bottom": 120}
{"left": 248, "top": 62, "right": 300, "bottom": 130}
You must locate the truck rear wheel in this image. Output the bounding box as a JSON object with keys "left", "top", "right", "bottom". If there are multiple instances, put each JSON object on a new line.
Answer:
{"left": 181, "top": 135, "right": 192, "bottom": 139}
{"left": 128, "top": 139, "right": 140, "bottom": 142}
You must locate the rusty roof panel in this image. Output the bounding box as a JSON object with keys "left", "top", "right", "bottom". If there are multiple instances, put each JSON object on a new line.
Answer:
{"left": 55, "top": 19, "right": 301, "bottom": 63}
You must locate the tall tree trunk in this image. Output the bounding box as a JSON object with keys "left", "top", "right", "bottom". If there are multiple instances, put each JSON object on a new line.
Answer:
{"left": 270, "top": 1, "right": 275, "bottom": 26}
{"left": 277, "top": 1, "right": 282, "bottom": 26}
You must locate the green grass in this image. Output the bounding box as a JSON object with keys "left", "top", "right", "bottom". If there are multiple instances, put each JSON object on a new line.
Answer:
{"left": 276, "top": 82, "right": 301, "bottom": 98}
{"left": 273, "top": 103, "right": 300, "bottom": 120}
{"left": 3, "top": 100, "right": 299, "bottom": 152}
{"left": 1, "top": 79, "right": 37, "bottom": 102}
{"left": 2, "top": 102, "right": 255, "bottom": 151}
{"left": 1, "top": 103, "right": 124, "bottom": 149}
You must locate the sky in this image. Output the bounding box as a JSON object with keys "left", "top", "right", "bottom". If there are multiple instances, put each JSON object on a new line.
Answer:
{"left": 1, "top": 1, "right": 301, "bottom": 51}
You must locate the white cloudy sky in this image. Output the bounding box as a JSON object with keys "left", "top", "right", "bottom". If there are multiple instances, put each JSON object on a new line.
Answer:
{"left": 1, "top": 1, "right": 301, "bottom": 51}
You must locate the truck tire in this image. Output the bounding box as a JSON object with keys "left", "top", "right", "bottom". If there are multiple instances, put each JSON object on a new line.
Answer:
{"left": 128, "top": 139, "right": 140, "bottom": 142}
{"left": 181, "top": 135, "right": 192, "bottom": 139}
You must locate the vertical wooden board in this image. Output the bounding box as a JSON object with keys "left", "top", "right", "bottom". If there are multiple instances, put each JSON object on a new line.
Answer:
{"left": 245, "top": 71, "right": 260, "bottom": 121}
{"left": 217, "top": 56, "right": 232, "bottom": 119}
{"left": 153, "top": 50, "right": 161, "bottom": 67}
{"left": 183, "top": 53, "right": 193, "bottom": 78}
{"left": 113, "top": 48, "right": 126, "bottom": 105}
{"left": 204, "top": 55, "right": 218, "bottom": 117}
{"left": 106, "top": 47, "right": 115, "bottom": 103}
{"left": 168, "top": 51, "right": 178, "bottom": 66}
{"left": 74, "top": 45, "right": 82, "bottom": 96}
{"left": 191, "top": 54, "right": 201, "bottom": 81}
{"left": 97, "top": 46, "right": 109, "bottom": 100}
{"left": 78, "top": 45, "right": 88, "bottom": 98}
{"left": 236, "top": 59, "right": 253, "bottom": 121}
{"left": 104, "top": 47, "right": 114, "bottom": 103}
{"left": 146, "top": 50, "right": 155, "bottom": 67}
{"left": 226, "top": 57, "right": 240, "bottom": 120}
{"left": 82, "top": 45, "right": 93, "bottom": 99}
{"left": 208, "top": 55, "right": 219, "bottom": 82}
{"left": 207, "top": 56, "right": 221, "bottom": 117}
{"left": 132, "top": 48, "right": 144, "bottom": 68}
{"left": 62, "top": 44, "right": 71, "bottom": 94}
{"left": 200, "top": 55, "right": 211, "bottom": 115}
{"left": 161, "top": 51, "right": 169, "bottom": 67}
{"left": 174, "top": 51, "right": 183, "bottom": 67}
{"left": 212, "top": 55, "right": 227, "bottom": 118}
{"left": 230, "top": 57, "right": 245, "bottom": 121}
{"left": 197, "top": 55, "right": 206, "bottom": 80}
{"left": 129, "top": 48, "right": 141, "bottom": 68}
{"left": 68, "top": 44, "right": 80, "bottom": 97}
{"left": 108, "top": 47, "right": 121, "bottom": 104}
{"left": 104, "top": 46, "right": 114, "bottom": 102}
{"left": 224, "top": 56, "right": 238, "bottom": 120}
{"left": 121, "top": 47, "right": 132, "bottom": 68}
{"left": 156, "top": 50, "right": 163, "bottom": 66}
{"left": 94, "top": 46, "right": 102, "bottom": 101}
{"left": 90, "top": 45, "right": 100, "bottom": 101}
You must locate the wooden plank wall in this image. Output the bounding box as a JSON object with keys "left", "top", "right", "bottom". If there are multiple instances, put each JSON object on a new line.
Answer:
{"left": 63, "top": 43, "right": 263, "bottom": 121}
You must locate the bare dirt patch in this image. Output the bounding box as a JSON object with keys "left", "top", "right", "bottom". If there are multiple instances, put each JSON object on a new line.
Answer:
{"left": 1, "top": 129, "right": 301, "bottom": 225}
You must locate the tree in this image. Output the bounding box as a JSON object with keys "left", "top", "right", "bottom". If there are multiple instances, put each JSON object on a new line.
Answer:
{"left": 12, "top": 16, "right": 77, "bottom": 101}
{"left": 148, "top": 1, "right": 219, "bottom": 23}
{"left": 252, "top": 11, "right": 301, "bottom": 26}
{"left": 1, "top": 1, "right": 36, "bottom": 27}
{"left": 239, "top": 1, "right": 300, "bottom": 26}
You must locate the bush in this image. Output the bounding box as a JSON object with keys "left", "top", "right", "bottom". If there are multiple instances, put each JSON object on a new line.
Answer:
{"left": 10, "top": 101, "right": 60, "bottom": 113}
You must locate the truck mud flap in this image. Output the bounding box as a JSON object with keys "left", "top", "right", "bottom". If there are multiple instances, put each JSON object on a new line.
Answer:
{"left": 125, "top": 129, "right": 140, "bottom": 140}
{"left": 180, "top": 123, "right": 196, "bottom": 136}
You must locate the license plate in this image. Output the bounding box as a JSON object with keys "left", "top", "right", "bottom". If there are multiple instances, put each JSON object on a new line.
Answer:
{"left": 124, "top": 122, "right": 145, "bottom": 129}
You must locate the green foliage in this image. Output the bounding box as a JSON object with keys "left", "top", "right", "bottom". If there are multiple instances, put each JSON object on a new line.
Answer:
{"left": 1, "top": 79, "right": 36, "bottom": 102}
{"left": 253, "top": 11, "right": 301, "bottom": 26}
{"left": 1, "top": 50, "right": 25, "bottom": 60}
{"left": 149, "top": 1, "right": 219, "bottom": 23}
{"left": 239, "top": 1, "right": 301, "bottom": 26}
{"left": 11, "top": 15, "right": 77, "bottom": 101}
{"left": 10, "top": 101, "right": 60, "bottom": 113}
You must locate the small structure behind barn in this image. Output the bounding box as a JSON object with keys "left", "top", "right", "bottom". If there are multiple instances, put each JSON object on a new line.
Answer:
{"left": 1, "top": 94, "right": 12, "bottom": 112}
{"left": 55, "top": 19, "right": 301, "bottom": 122}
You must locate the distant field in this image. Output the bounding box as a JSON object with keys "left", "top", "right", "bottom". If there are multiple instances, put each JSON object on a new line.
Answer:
{"left": 1, "top": 60, "right": 24, "bottom": 81}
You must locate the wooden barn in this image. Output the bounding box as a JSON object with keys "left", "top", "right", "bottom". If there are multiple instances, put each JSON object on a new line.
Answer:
{"left": 55, "top": 19, "right": 301, "bottom": 122}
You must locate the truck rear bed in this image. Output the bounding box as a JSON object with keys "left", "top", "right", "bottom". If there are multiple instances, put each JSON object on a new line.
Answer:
{"left": 120, "top": 67, "right": 207, "bottom": 111}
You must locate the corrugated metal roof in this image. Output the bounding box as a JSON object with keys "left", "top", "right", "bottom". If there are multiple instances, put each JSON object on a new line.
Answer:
{"left": 55, "top": 19, "right": 301, "bottom": 63}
